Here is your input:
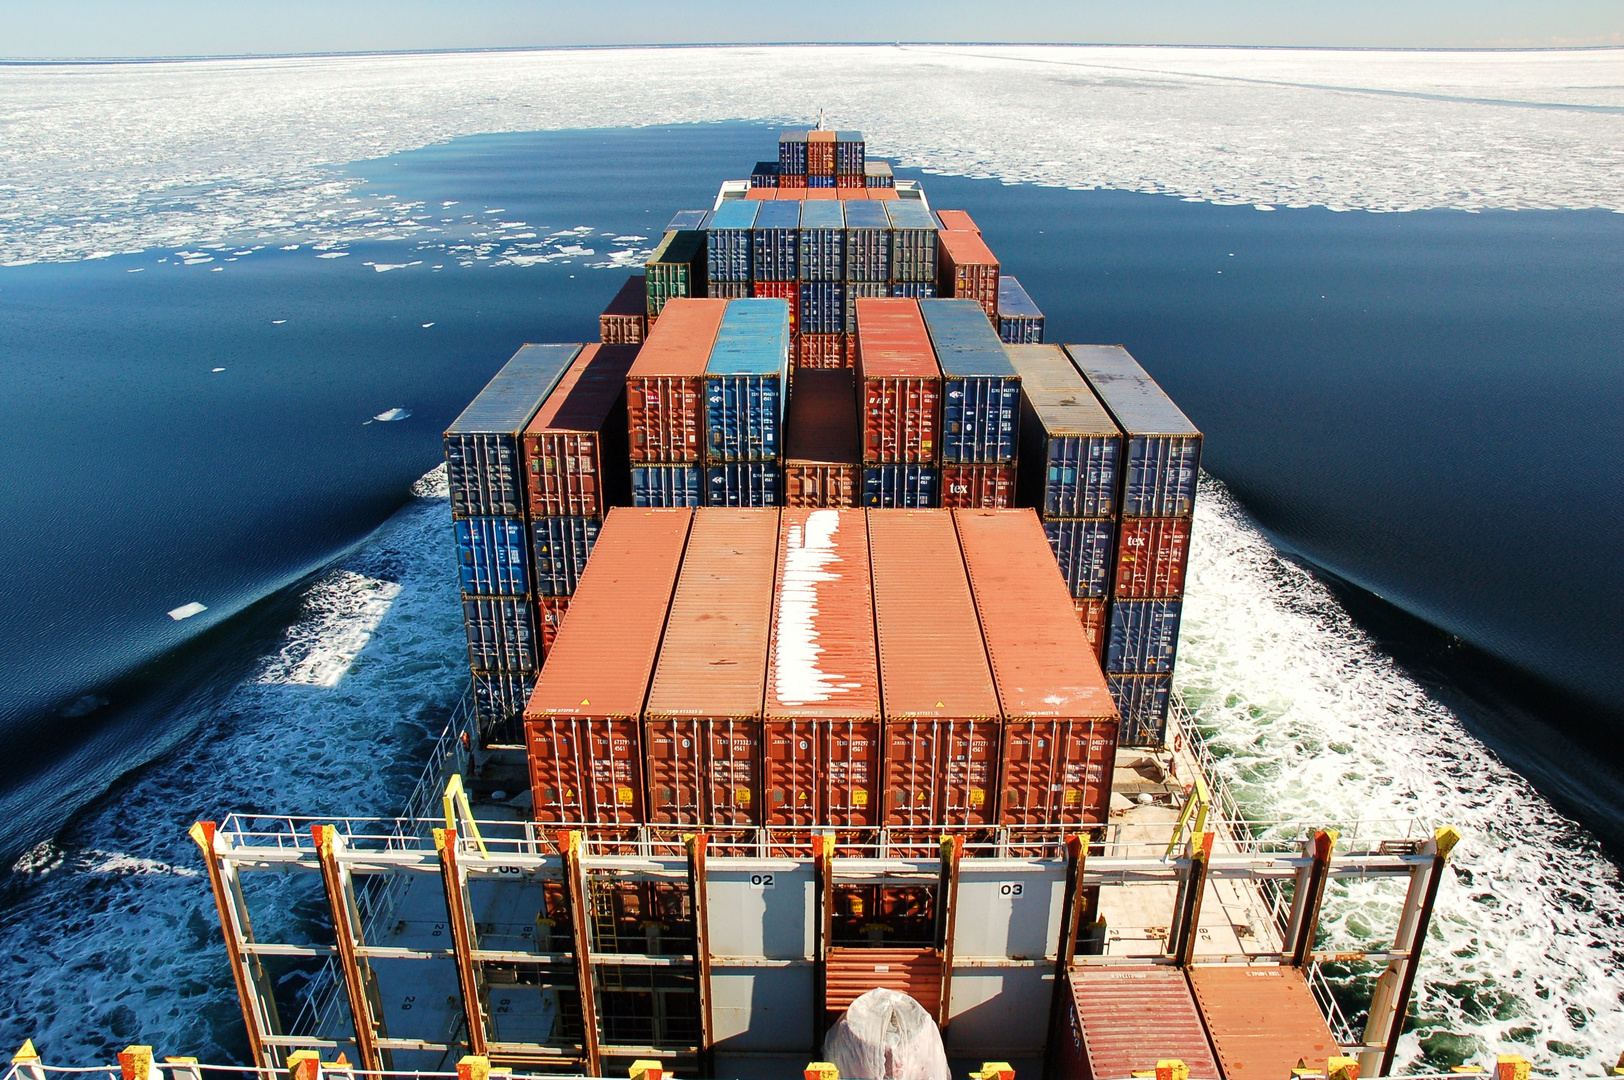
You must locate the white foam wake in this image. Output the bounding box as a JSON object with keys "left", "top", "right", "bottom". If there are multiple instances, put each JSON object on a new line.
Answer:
{"left": 1178, "top": 478, "right": 1624, "bottom": 1071}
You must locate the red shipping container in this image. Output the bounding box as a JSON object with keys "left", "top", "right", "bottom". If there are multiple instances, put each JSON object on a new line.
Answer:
{"left": 868, "top": 188, "right": 898, "bottom": 201}
{"left": 522, "top": 343, "right": 637, "bottom": 518}
{"left": 937, "top": 229, "right": 1000, "bottom": 322}
{"left": 599, "top": 274, "right": 648, "bottom": 344}
{"left": 869, "top": 511, "right": 1002, "bottom": 828}
{"left": 625, "top": 298, "right": 728, "bottom": 463}
{"left": 796, "top": 333, "right": 849, "bottom": 369}
{"left": 938, "top": 464, "right": 1016, "bottom": 509}
{"left": 784, "top": 370, "right": 860, "bottom": 509}
{"left": 765, "top": 508, "right": 882, "bottom": 829}
{"left": 779, "top": 174, "right": 808, "bottom": 190}
{"left": 1073, "top": 597, "right": 1106, "bottom": 663}
{"left": 854, "top": 298, "right": 941, "bottom": 464}
{"left": 752, "top": 280, "right": 799, "bottom": 335}
{"left": 835, "top": 175, "right": 865, "bottom": 190}
{"left": 1113, "top": 517, "right": 1192, "bottom": 598}
{"left": 807, "top": 131, "right": 836, "bottom": 176}
{"left": 1058, "top": 967, "right": 1222, "bottom": 1080}
{"left": 643, "top": 509, "right": 780, "bottom": 825}
{"left": 953, "top": 509, "right": 1118, "bottom": 827}
{"left": 745, "top": 187, "right": 777, "bottom": 201}
{"left": 539, "top": 596, "right": 569, "bottom": 656}
{"left": 935, "top": 210, "right": 980, "bottom": 234}
{"left": 803, "top": 187, "right": 838, "bottom": 201}
{"left": 525, "top": 508, "right": 693, "bottom": 824}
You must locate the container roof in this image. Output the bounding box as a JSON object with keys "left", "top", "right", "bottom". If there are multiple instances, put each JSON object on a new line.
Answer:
{"left": 706, "top": 299, "right": 790, "bottom": 377}
{"left": 1065, "top": 345, "right": 1201, "bottom": 438}
{"left": 766, "top": 509, "right": 880, "bottom": 720}
{"left": 445, "top": 343, "right": 582, "bottom": 436}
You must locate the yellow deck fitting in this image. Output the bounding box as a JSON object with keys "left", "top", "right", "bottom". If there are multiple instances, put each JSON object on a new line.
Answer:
{"left": 1154, "top": 1062, "right": 1188, "bottom": 1080}
{"left": 629, "top": 1059, "right": 665, "bottom": 1080}
{"left": 286, "top": 1049, "right": 320, "bottom": 1080}
{"left": 1496, "top": 1056, "right": 1530, "bottom": 1080}
{"left": 1326, "top": 1056, "right": 1359, "bottom": 1080}
{"left": 804, "top": 1062, "right": 840, "bottom": 1080}
{"left": 118, "top": 1045, "right": 154, "bottom": 1080}
{"left": 455, "top": 1056, "right": 491, "bottom": 1080}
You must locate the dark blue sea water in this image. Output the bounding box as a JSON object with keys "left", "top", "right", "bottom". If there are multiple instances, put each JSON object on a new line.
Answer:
{"left": 0, "top": 121, "right": 1621, "bottom": 1066}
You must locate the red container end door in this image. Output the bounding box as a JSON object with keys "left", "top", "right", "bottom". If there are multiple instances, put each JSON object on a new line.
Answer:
{"left": 999, "top": 719, "right": 1113, "bottom": 827}
{"left": 625, "top": 298, "right": 727, "bottom": 463}
{"left": 643, "top": 719, "right": 706, "bottom": 824}
{"left": 527, "top": 718, "right": 588, "bottom": 823}
{"left": 764, "top": 720, "right": 820, "bottom": 829}
{"left": 824, "top": 719, "right": 882, "bottom": 828}
{"left": 942, "top": 720, "right": 1001, "bottom": 825}
{"left": 539, "top": 596, "right": 570, "bottom": 657}
{"left": 784, "top": 464, "right": 860, "bottom": 508}
{"left": 855, "top": 299, "right": 941, "bottom": 465}
{"left": 939, "top": 464, "right": 1016, "bottom": 508}
{"left": 1113, "top": 518, "right": 1192, "bottom": 598}
{"left": 1073, "top": 598, "right": 1106, "bottom": 663}
{"left": 708, "top": 719, "right": 762, "bottom": 826}
{"left": 883, "top": 720, "right": 943, "bottom": 827}
{"left": 586, "top": 718, "right": 646, "bottom": 824}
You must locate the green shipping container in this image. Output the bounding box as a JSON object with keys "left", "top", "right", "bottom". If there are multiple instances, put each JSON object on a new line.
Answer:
{"left": 645, "top": 230, "right": 708, "bottom": 317}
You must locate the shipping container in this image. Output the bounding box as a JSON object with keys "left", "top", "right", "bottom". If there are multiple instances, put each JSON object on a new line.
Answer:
{"left": 806, "top": 179, "right": 837, "bottom": 193}
{"left": 1007, "top": 345, "right": 1122, "bottom": 519}
{"left": 778, "top": 131, "right": 808, "bottom": 177}
{"left": 600, "top": 275, "right": 649, "bottom": 345}
{"left": 1066, "top": 345, "right": 1203, "bottom": 518}
{"left": 472, "top": 671, "right": 534, "bottom": 744}
{"left": 862, "top": 465, "right": 938, "bottom": 509}
{"left": 1113, "top": 517, "right": 1192, "bottom": 598}
{"left": 666, "top": 210, "right": 708, "bottom": 232}
{"left": 1074, "top": 598, "right": 1107, "bottom": 663}
{"left": 525, "top": 508, "right": 693, "bottom": 824}
{"left": 889, "top": 282, "right": 937, "bottom": 300}
{"left": 996, "top": 276, "right": 1044, "bottom": 344}
{"left": 1107, "top": 673, "right": 1174, "bottom": 747}
{"left": 765, "top": 508, "right": 882, "bottom": 829}
{"left": 779, "top": 173, "right": 808, "bottom": 191}
{"left": 795, "top": 333, "right": 848, "bottom": 369}
{"left": 885, "top": 200, "right": 939, "bottom": 284}
{"left": 854, "top": 298, "right": 940, "bottom": 465}
{"left": 632, "top": 465, "right": 702, "bottom": 508}
{"left": 835, "top": 175, "right": 866, "bottom": 191}
{"left": 706, "top": 199, "right": 758, "bottom": 282}
{"left": 807, "top": 130, "right": 836, "bottom": 176}
{"left": 1056, "top": 967, "right": 1222, "bottom": 1080}
{"left": 531, "top": 516, "right": 601, "bottom": 597}
{"left": 842, "top": 282, "right": 890, "bottom": 334}
{"left": 867, "top": 186, "right": 898, "bottom": 201}
{"left": 643, "top": 509, "right": 779, "bottom": 825}
{"left": 783, "top": 370, "right": 860, "bottom": 508}
{"left": 936, "top": 229, "right": 1000, "bottom": 321}
{"left": 920, "top": 299, "right": 1021, "bottom": 465}
{"left": 745, "top": 187, "right": 776, "bottom": 201}
{"left": 835, "top": 131, "right": 866, "bottom": 175}
{"left": 705, "top": 298, "right": 790, "bottom": 462}
{"left": 1104, "top": 599, "right": 1183, "bottom": 674}
{"left": 750, "top": 161, "right": 779, "bottom": 188}
{"left": 523, "top": 343, "right": 636, "bottom": 519}
{"left": 842, "top": 200, "right": 892, "bottom": 282}
{"left": 463, "top": 595, "right": 538, "bottom": 674}
{"left": 707, "top": 280, "right": 750, "bottom": 300}
{"left": 752, "top": 199, "right": 801, "bottom": 282}
{"left": 869, "top": 511, "right": 1002, "bottom": 828}
{"left": 954, "top": 510, "right": 1119, "bottom": 826}
{"left": 751, "top": 279, "right": 799, "bottom": 333}
{"left": 1044, "top": 519, "right": 1117, "bottom": 600}
{"left": 445, "top": 343, "right": 582, "bottom": 518}
{"left": 705, "top": 463, "right": 780, "bottom": 507}
{"left": 539, "top": 595, "right": 569, "bottom": 656}
{"left": 939, "top": 464, "right": 1016, "bottom": 509}
{"left": 864, "top": 160, "right": 895, "bottom": 188}
{"left": 1188, "top": 965, "right": 1340, "bottom": 1080}
{"left": 799, "top": 280, "right": 846, "bottom": 335}
{"left": 455, "top": 516, "right": 530, "bottom": 596}
{"left": 799, "top": 200, "right": 846, "bottom": 282}
{"left": 934, "top": 210, "right": 980, "bottom": 234}
{"left": 645, "top": 230, "right": 707, "bottom": 317}
{"left": 626, "top": 298, "right": 728, "bottom": 463}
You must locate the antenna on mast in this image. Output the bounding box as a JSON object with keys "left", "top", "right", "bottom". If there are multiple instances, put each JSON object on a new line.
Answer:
{"left": 816, "top": 109, "right": 826, "bottom": 131}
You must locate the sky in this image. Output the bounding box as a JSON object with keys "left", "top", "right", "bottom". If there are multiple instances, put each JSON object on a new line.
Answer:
{"left": 0, "top": 0, "right": 1620, "bottom": 57}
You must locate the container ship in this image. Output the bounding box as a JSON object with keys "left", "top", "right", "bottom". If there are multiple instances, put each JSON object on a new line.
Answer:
{"left": 12, "top": 127, "right": 1503, "bottom": 1080}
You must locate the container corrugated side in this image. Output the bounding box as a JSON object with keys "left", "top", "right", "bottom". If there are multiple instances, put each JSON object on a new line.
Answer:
{"left": 455, "top": 516, "right": 530, "bottom": 595}
{"left": 1066, "top": 344, "right": 1203, "bottom": 518}
{"left": 835, "top": 131, "right": 866, "bottom": 175}
{"left": 854, "top": 298, "right": 940, "bottom": 465}
{"left": 885, "top": 200, "right": 938, "bottom": 284}
{"left": 463, "top": 595, "right": 538, "bottom": 674}
{"left": 645, "top": 230, "right": 708, "bottom": 317}
{"left": 1104, "top": 599, "right": 1182, "bottom": 674}
{"left": 1106, "top": 673, "right": 1174, "bottom": 747}
{"left": 1188, "top": 966, "right": 1340, "bottom": 1080}
{"left": 626, "top": 298, "right": 728, "bottom": 464}
{"left": 752, "top": 200, "right": 801, "bottom": 282}
{"left": 798, "top": 200, "right": 847, "bottom": 282}
{"left": 705, "top": 298, "right": 790, "bottom": 463}
{"left": 996, "top": 275, "right": 1044, "bottom": 344}
{"left": 936, "top": 229, "right": 1000, "bottom": 321}
{"left": 864, "top": 161, "right": 895, "bottom": 188}
{"left": 869, "top": 511, "right": 1002, "bottom": 828}
{"left": 600, "top": 275, "right": 649, "bottom": 344}
{"left": 525, "top": 508, "right": 693, "bottom": 824}
{"left": 445, "top": 343, "right": 582, "bottom": 517}
{"left": 939, "top": 464, "right": 1015, "bottom": 509}
{"left": 778, "top": 131, "right": 808, "bottom": 176}
{"left": 807, "top": 130, "right": 836, "bottom": 176}
{"left": 750, "top": 161, "right": 779, "bottom": 188}
{"left": 1008, "top": 345, "right": 1123, "bottom": 519}
{"left": 705, "top": 463, "right": 780, "bottom": 507}
{"left": 632, "top": 465, "right": 702, "bottom": 507}
{"left": 784, "top": 369, "right": 860, "bottom": 508}
{"left": 523, "top": 343, "right": 636, "bottom": 518}
{"left": 920, "top": 299, "right": 1021, "bottom": 465}
{"left": 706, "top": 199, "right": 759, "bottom": 283}
{"left": 843, "top": 200, "right": 892, "bottom": 283}
{"left": 1045, "top": 519, "right": 1117, "bottom": 600}
{"left": 1057, "top": 967, "right": 1222, "bottom": 1080}
{"left": 644, "top": 509, "right": 779, "bottom": 825}
{"left": 530, "top": 516, "right": 601, "bottom": 597}
{"left": 862, "top": 465, "right": 938, "bottom": 508}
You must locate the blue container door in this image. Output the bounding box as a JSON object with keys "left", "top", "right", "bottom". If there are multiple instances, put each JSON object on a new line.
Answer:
{"left": 706, "top": 464, "right": 780, "bottom": 507}
{"left": 472, "top": 671, "right": 534, "bottom": 742}
{"left": 463, "top": 596, "right": 538, "bottom": 673}
{"left": 708, "top": 231, "right": 752, "bottom": 282}
{"left": 1104, "top": 599, "right": 1183, "bottom": 674}
{"left": 799, "top": 283, "right": 846, "bottom": 335}
{"left": 445, "top": 433, "right": 525, "bottom": 517}
{"left": 1123, "top": 435, "right": 1202, "bottom": 518}
{"left": 707, "top": 376, "right": 781, "bottom": 462}
{"left": 941, "top": 376, "right": 1020, "bottom": 464}
{"left": 1044, "top": 519, "right": 1116, "bottom": 599}
{"left": 1045, "top": 436, "right": 1121, "bottom": 519}
{"left": 632, "top": 465, "right": 702, "bottom": 508}
{"left": 863, "top": 466, "right": 938, "bottom": 508}
{"left": 890, "top": 282, "right": 937, "bottom": 300}
{"left": 1108, "top": 674, "right": 1174, "bottom": 747}
{"left": 531, "top": 516, "right": 602, "bottom": 597}
{"left": 455, "top": 516, "right": 530, "bottom": 595}
{"left": 753, "top": 229, "right": 798, "bottom": 281}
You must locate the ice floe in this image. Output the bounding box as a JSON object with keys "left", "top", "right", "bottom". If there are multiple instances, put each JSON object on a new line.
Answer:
{"left": 166, "top": 602, "right": 206, "bottom": 620}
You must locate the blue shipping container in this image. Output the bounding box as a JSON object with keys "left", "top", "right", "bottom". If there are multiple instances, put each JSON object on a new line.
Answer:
{"left": 843, "top": 283, "right": 890, "bottom": 333}
{"left": 920, "top": 299, "right": 1021, "bottom": 464}
{"left": 531, "top": 516, "right": 601, "bottom": 597}
{"left": 472, "top": 671, "right": 533, "bottom": 744}
{"left": 1044, "top": 519, "right": 1116, "bottom": 599}
{"left": 807, "top": 175, "right": 837, "bottom": 188}
{"left": 1036, "top": 433, "right": 1121, "bottom": 519}
{"left": 705, "top": 298, "right": 790, "bottom": 462}
{"left": 706, "top": 199, "right": 758, "bottom": 282}
{"left": 1066, "top": 345, "right": 1203, "bottom": 518}
{"left": 890, "top": 282, "right": 938, "bottom": 300}
{"left": 750, "top": 161, "right": 779, "bottom": 187}
{"left": 997, "top": 276, "right": 1045, "bottom": 344}
{"left": 455, "top": 517, "right": 530, "bottom": 596}
{"left": 1007, "top": 344, "right": 1123, "bottom": 518}
{"left": 885, "top": 200, "right": 938, "bottom": 283}
{"left": 445, "top": 343, "right": 582, "bottom": 517}
{"left": 463, "top": 595, "right": 538, "bottom": 674}
{"left": 1108, "top": 673, "right": 1174, "bottom": 747}
{"left": 706, "top": 463, "right": 780, "bottom": 506}
{"left": 752, "top": 200, "right": 801, "bottom": 281}
{"left": 799, "top": 281, "right": 846, "bottom": 335}
{"left": 779, "top": 131, "right": 808, "bottom": 176}
{"left": 843, "top": 200, "right": 892, "bottom": 282}
{"left": 667, "top": 210, "right": 709, "bottom": 231}
{"left": 1104, "top": 599, "right": 1183, "bottom": 674}
{"left": 835, "top": 131, "right": 866, "bottom": 175}
{"left": 799, "top": 200, "right": 846, "bottom": 281}
{"left": 632, "top": 465, "right": 703, "bottom": 507}
{"left": 863, "top": 465, "right": 939, "bottom": 508}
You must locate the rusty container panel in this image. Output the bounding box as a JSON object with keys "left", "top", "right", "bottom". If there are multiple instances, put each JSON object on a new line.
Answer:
{"left": 1189, "top": 965, "right": 1340, "bottom": 1080}
{"left": 626, "top": 298, "right": 728, "bottom": 463}
{"left": 643, "top": 718, "right": 706, "bottom": 824}
{"left": 523, "top": 343, "right": 637, "bottom": 518}
{"left": 855, "top": 298, "right": 941, "bottom": 464}
{"left": 1060, "top": 967, "right": 1221, "bottom": 1080}
{"left": 939, "top": 464, "right": 1016, "bottom": 508}
{"left": 869, "top": 509, "right": 1001, "bottom": 827}
{"left": 1073, "top": 598, "right": 1106, "bottom": 663}
{"left": 784, "top": 463, "right": 860, "bottom": 508}
{"left": 825, "top": 947, "right": 943, "bottom": 1016}
{"left": 525, "top": 507, "right": 693, "bottom": 823}
{"left": 796, "top": 332, "right": 850, "bottom": 369}
{"left": 600, "top": 274, "right": 648, "bottom": 344}
{"left": 1113, "top": 517, "right": 1193, "bottom": 598}
{"left": 708, "top": 718, "right": 762, "bottom": 826}
{"left": 539, "top": 595, "right": 570, "bottom": 657}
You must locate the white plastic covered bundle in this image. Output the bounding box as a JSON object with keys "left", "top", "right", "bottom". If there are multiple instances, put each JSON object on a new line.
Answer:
{"left": 822, "top": 987, "right": 950, "bottom": 1080}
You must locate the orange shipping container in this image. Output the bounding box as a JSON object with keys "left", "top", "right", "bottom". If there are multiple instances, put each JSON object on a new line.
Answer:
{"left": 745, "top": 187, "right": 778, "bottom": 200}
{"left": 954, "top": 509, "right": 1118, "bottom": 827}
{"left": 643, "top": 509, "right": 780, "bottom": 826}
{"left": 765, "top": 508, "right": 882, "bottom": 829}
{"left": 868, "top": 511, "right": 1002, "bottom": 828}
{"left": 522, "top": 343, "right": 637, "bottom": 518}
{"left": 751, "top": 281, "right": 799, "bottom": 334}
{"left": 600, "top": 274, "right": 648, "bottom": 344}
{"left": 525, "top": 508, "right": 693, "bottom": 824}
{"left": 1113, "top": 517, "right": 1192, "bottom": 598}
{"left": 625, "top": 298, "right": 728, "bottom": 463}
{"left": 1073, "top": 598, "right": 1106, "bottom": 663}
{"left": 803, "top": 187, "right": 838, "bottom": 201}
{"left": 783, "top": 370, "right": 861, "bottom": 508}
{"left": 854, "top": 298, "right": 940, "bottom": 465}
{"left": 807, "top": 130, "right": 836, "bottom": 176}
{"left": 1188, "top": 966, "right": 1340, "bottom": 1080}
{"left": 779, "top": 174, "right": 808, "bottom": 190}
{"left": 937, "top": 229, "right": 1000, "bottom": 321}
{"left": 796, "top": 332, "right": 849, "bottom": 369}
{"left": 539, "top": 595, "right": 570, "bottom": 656}
{"left": 939, "top": 464, "right": 1016, "bottom": 509}
{"left": 935, "top": 210, "right": 980, "bottom": 234}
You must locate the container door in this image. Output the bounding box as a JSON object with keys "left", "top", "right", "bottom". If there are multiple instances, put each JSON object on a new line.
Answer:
{"left": 823, "top": 720, "right": 881, "bottom": 828}
{"left": 707, "top": 719, "right": 761, "bottom": 827}
{"left": 643, "top": 719, "right": 704, "bottom": 825}
{"left": 764, "top": 720, "right": 819, "bottom": 829}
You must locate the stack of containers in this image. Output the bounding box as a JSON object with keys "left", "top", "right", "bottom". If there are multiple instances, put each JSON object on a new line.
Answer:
{"left": 522, "top": 343, "right": 639, "bottom": 657}
{"left": 642, "top": 509, "right": 779, "bottom": 831}
{"left": 797, "top": 200, "right": 846, "bottom": 365}
{"left": 886, "top": 200, "right": 939, "bottom": 299}
{"left": 864, "top": 161, "right": 895, "bottom": 189}
{"left": 703, "top": 298, "right": 790, "bottom": 506}
{"left": 764, "top": 508, "right": 882, "bottom": 837}
{"left": 955, "top": 509, "right": 1119, "bottom": 831}
{"left": 625, "top": 298, "right": 728, "bottom": 507}
{"left": 445, "top": 343, "right": 583, "bottom": 739}
{"left": 835, "top": 131, "right": 866, "bottom": 189}
{"left": 936, "top": 226, "right": 1000, "bottom": 322}
{"left": 525, "top": 508, "right": 692, "bottom": 825}
{"left": 599, "top": 275, "right": 648, "bottom": 344}
{"left": 645, "top": 229, "right": 707, "bottom": 319}
{"left": 920, "top": 299, "right": 1020, "bottom": 509}
{"left": 842, "top": 200, "right": 893, "bottom": 364}
{"left": 869, "top": 511, "right": 1002, "bottom": 832}
{"left": 706, "top": 200, "right": 758, "bottom": 300}
{"left": 1006, "top": 344, "right": 1123, "bottom": 662}
{"left": 806, "top": 130, "right": 837, "bottom": 188}
{"left": 996, "top": 276, "right": 1044, "bottom": 344}
{"left": 778, "top": 132, "right": 808, "bottom": 188}
{"left": 750, "top": 161, "right": 779, "bottom": 188}
{"left": 751, "top": 200, "right": 802, "bottom": 337}
{"left": 854, "top": 298, "right": 940, "bottom": 508}
{"left": 782, "top": 369, "right": 861, "bottom": 508}
{"left": 1067, "top": 345, "right": 1202, "bottom": 747}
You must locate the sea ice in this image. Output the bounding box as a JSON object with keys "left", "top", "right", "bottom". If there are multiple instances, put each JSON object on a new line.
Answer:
{"left": 166, "top": 602, "right": 206, "bottom": 620}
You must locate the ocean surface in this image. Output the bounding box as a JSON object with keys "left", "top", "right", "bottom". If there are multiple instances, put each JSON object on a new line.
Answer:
{"left": 0, "top": 121, "right": 1622, "bottom": 1072}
